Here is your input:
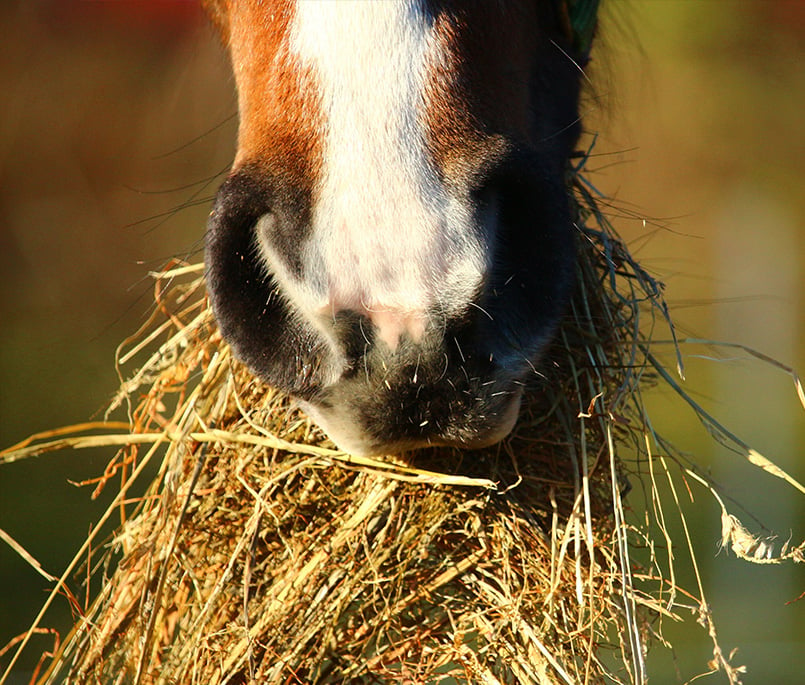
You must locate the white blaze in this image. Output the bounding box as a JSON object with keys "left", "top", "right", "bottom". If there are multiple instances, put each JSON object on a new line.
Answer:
{"left": 281, "top": 0, "right": 485, "bottom": 351}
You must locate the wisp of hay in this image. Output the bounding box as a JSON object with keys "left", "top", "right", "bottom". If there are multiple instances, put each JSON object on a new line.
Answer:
{"left": 2, "top": 147, "right": 804, "bottom": 685}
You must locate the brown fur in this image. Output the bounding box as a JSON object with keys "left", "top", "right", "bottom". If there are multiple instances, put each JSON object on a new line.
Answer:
{"left": 425, "top": 3, "right": 576, "bottom": 187}
{"left": 205, "top": 0, "right": 323, "bottom": 191}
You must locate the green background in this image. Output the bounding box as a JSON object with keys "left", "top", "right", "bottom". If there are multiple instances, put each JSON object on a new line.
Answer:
{"left": 1, "top": 1, "right": 803, "bottom": 682}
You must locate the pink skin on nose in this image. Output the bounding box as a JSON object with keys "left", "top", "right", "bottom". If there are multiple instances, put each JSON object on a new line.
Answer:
{"left": 323, "top": 249, "right": 431, "bottom": 353}
{"left": 367, "top": 307, "right": 427, "bottom": 351}
{"left": 319, "top": 299, "right": 428, "bottom": 353}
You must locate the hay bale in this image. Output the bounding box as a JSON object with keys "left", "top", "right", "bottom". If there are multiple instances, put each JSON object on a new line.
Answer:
{"left": 8, "top": 168, "right": 796, "bottom": 684}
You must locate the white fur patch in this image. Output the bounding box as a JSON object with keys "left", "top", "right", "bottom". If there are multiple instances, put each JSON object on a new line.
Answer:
{"left": 266, "top": 0, "right": 486, "bottom": 353}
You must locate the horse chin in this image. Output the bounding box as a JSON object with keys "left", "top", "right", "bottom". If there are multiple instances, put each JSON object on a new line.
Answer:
{"left": 299, "top": 385, "right": 523, "bottom": 458}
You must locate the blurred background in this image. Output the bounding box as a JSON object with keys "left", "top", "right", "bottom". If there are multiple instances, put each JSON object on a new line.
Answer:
{"left": 0, "top": 1, "right": 802, "bottom": 682}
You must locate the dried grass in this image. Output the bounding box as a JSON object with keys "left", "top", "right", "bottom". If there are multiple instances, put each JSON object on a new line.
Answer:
{"left": 2, "top": 156, "right": 803, "bottom": 684}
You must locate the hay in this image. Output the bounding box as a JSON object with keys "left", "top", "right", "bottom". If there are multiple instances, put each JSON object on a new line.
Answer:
{"left": 2, "top": 157, "right": 804, "bottom": 684}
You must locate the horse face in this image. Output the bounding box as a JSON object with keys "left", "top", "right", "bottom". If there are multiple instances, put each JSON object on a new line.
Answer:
{"left": 204, "top": 1, "right": 584, "bottom": 455}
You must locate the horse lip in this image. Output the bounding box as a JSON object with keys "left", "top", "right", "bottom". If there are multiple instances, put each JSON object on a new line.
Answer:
{"left": 299, "top": 384, "right": 523, "bottom": 457}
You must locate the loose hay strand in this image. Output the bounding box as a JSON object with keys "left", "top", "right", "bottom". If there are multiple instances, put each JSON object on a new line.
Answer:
{"left": 0, "top": 529, "right": 57, "bottom": 584}
{"left": 645, "top": 349, "right": 805, "bottom": 496}
{"left": 1, "top": 435, "right": 169, "bottom": 684}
